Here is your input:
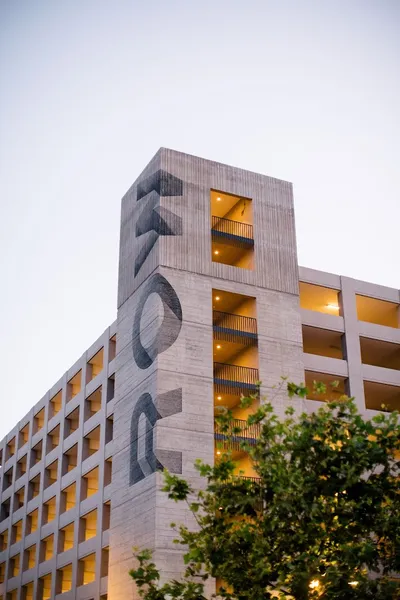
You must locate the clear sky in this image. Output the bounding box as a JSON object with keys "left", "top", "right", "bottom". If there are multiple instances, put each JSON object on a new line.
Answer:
{"left": 0, "top": 0, "right": 399, "bottom": 440}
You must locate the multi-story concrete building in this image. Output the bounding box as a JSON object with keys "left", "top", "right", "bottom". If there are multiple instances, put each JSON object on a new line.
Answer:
{"left": 0, "top": 148, "right": 399, "bottom": 600}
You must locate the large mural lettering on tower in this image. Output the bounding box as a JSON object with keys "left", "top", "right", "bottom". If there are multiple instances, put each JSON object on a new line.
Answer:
{"left": 130, "top": 169, "right": 184, "bottom": 485}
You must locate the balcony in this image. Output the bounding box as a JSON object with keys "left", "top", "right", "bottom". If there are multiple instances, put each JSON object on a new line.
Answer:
{"left": 213, "top": 310, "right": 257, "bottom": 344}
{"left": 211, "top": 216, "right": 254, "bottom": 246}
{"left": 214, "top": 362, "right": 259, "bottom": 395}
{"left": 214, "top": 418, "right": 261, "bottom": 450}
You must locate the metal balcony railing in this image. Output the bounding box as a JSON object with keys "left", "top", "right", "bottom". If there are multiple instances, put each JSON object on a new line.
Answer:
{"left": 239, "top": 475, "right": 261, "bottom": 484}
{"left": 214, "top": 362, "right": 259, "bottom": 386}
{"left": 211, "top": 216, "right": 254, "bottom": 242}
{"left": 214, "top": 418, "right": 261, "bottom": 449}
{"left": 213, "top": 311, "right": 257, "bottom": 336}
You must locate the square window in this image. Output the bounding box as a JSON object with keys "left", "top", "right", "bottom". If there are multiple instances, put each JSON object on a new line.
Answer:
{"left": 23, "top": 544, "right": 36, "bottom": 571}
{"left": 46, "top": 424, "right": 60, "bottom": 454}
{"left": 13, "top": 486, "right": 25, "bottom": 511}
{"left": 78, "top": 552, "right": 96, "bottom": 586}
{"left": 26, "top": 509, "right": 39, "bottom": 534}
{"left": 67, "top": 370, "right": 82, "bottom": 401}
{"left": 64, "top": 407, "right": 80, "bottom": 439}
{"left": 3, "top": 466, "right": 13, "bottom": 491}
{"left": 87, "top": 348, "right": 104, "bottom": 382}
{"left": 28, "top": 474, "right": 41, "bottom": 500}
{"left": 33, "top": 408, "right": 45, "bottom": 434}
{"left": 61, "top": 482, "right": 77, "bottom": 513}
{"left": 44, "top": 459, "right": 58, "bottom": 489}
{"left": 56, "top": 562, "right": 73, "bottom": 594}
{"left": 38, "top": 573, "right": 52, "bottom": 600}
{"left": 18, "top": 424, "right": 30, "bottom": 449}
{"left": 0, "top": 499, "right": 11, "bottom": 522}
{"left": 84, "top": 387, "right": 102, "bottom": 421}
{"left": 6, "top": 437, "right": 16, "bottom": 460}
{"left": 16, "top": 454, "right": 27, "bottom": 479}
{"left": 79, "top": 509, "right": 97, "bottom": 542}
{"left": 59, "top": 522, "right": 74, "bottom": 552}
{"left": 83, "top": 425, "right": 100, "bottom": 459}
{"left": 42, "top": 496, "right": 56, "bottom": 525}
{"left": 10, "top": 552, "right": 20, "bottom": 577}
{"left": 11, "top": 519, "right": 23, "bottom": 544}
{"left": 22, "top": 582, "right": 34, "bottom": 600}
{"left": 40, "top": 534, "right": 54, "bottom": 562}
{"left": 49, "top": 390, "right": 62, "bottom": 418}
{"left": 81, "top": 467, "right": 99, "bottom": 500}
{"left": 62, "top": 443, "right": 78, "bottom": 475}
{"left": 0, "top": 529, "right": 8, "bottom": 551}
{"left": 30, "top": 440, "right": 43, "bottom": 467}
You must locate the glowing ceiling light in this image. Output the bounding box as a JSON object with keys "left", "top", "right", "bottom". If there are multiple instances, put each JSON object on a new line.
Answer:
{"left": 217, "top": 196, "right": 221, "bottom": 201}
{"left": 309, "top": 580, "right": 320, "bottom": 590}
{"left": 349, "top": 581, "right": 359, "bottom": 587}
{"left": 216, "top": 345, "right": 221, "bottom": 349}
{"left": 326, "top": 303, "right": 339, "bottom": 310}
{"left": 215, "top": 296, "right": 220, "bottom": 301}
{"left": 214, "top": 250, "right": 219, "bottom": 255}
{"left": 217, "top": 396, "right": 222, "bottom": 400}
{"left": 216, "top": 451, "right": 221, "bottom": 455}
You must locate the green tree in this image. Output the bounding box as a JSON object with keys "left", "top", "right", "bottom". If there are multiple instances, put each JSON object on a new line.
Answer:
{"left": 130, "top": 382, "right": 400, "bottom": 600}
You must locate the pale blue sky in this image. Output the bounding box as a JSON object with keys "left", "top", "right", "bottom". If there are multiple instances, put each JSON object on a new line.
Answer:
{"left": 0, "top": 0, "right": 399, "bottom": 439}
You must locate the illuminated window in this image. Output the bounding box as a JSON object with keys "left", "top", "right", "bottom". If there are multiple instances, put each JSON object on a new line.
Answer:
{"left": 81, "top": 467, "right": 99, "bottom": 500}
{"left": 11, "top": 519, "right": 23, "bottom": 543}
{"left": 84, "top": 387, "right": 102, "bottom": 421}
{"left": 40, "top": 534, "right": 54, "bottom": 562}
{"left": 59, "top": 522, "right": 74, "bottom": 552}
{"left": 30, "top": 440, "right": 43, "bottom": 466}
{"left": 38, "top": 573, "right": 52, "bottom": 600}
{"left": 46, "top": 424, "right": 60, "bottom": 453}
{"left": 16, "top": 454, "right": 27, "bottom": 479}
{"left": 22, "top": 582, "right": 34, "bottom": 600}
{"left": 13, "top": 486, "right": 25, "bottom": 511}
{"left": 0, "top": 529, "right": 8, "bottom": 551}
{"left": 62, "top": 443, "right": 78, "bottom": 475}
{"left": 80, "top": 509, "right": 97, "bottom": 542}
{"left": 6, "top": 437, "right": 16, "bottom": 460}
{"left": 7, "top": 590, "right": 18, "bottom": 600}
{"left": 61, "top": 482, "right": 76, "bottom": 513}
{"left": 0, "top": 561, "right": 5, "bottom": 583}
{"left": 64, "top": 407, "right": 80, "bottom": 439}
{"left": 18, "top": 424, "right": 30, "bottom": 449}
{"left": 299, "top": 282, "right": 341, "bottom": 315}
{"left": 67, "top": 370, "right": 82, "bottom": 401}
{"left": 87, "top": 348, "right": 104, "bottom": 382}
{"left": 44, "top": 459, "right": 58, "bottom": 489}
{"left": 83, "top": 426, "right": 100, "bottom": 459}
{"left": 33, "top": 408, "right": 45, "bottom": 434}
{"left": 56, "top": 563, "right": 73, "bottom": 594}
{"left": 10, "top": 553, "right": 20, "bottom": 577}
{"left": 26, "top": 509, "right": 39, "bottom": 534}
{"left": 356, "top": 295, "right": 399, "bottom": 328}
{"left": 42, "top": 496, "right": 56, "bottom": 525}
{"left": 49, "top": 390, "right": 62, "bottom": 418}
{"left": 28, "top": 474, "right": 41, "bottom": 500}
{"left": 78, "top": 552, "right": 96, "bottom": 586}
{"left": 24, "top": 545, "right": 36, "bottom": 571}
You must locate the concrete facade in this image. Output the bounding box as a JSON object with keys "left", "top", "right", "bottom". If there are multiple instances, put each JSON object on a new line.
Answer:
{"left": 0, "top": 149, "right": 399, "bottom": 599}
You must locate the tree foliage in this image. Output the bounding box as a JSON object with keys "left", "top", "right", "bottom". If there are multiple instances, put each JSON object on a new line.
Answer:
{"left": 130, "top": 382, "right": 400, "bottom": 599}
